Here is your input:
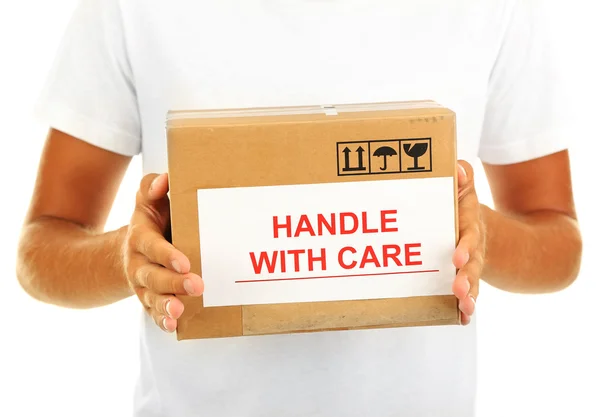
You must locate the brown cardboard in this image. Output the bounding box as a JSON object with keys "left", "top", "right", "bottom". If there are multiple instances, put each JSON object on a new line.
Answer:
{"left": 167, "top": 101, "right": 460, "bottom": 340}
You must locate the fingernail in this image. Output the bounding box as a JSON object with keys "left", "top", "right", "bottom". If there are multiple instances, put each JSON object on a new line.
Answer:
{"left": 458, "top": 164, "right": 467, "bottom": 178}
{"left": 150, "top": 175, "right": 161, "bottom": 192}
{"left": 465, "top": 278, "right": 471, "bottom": 293}
{"left": 470, "top": 295, "right": 477, "bottom": 311}
{"left": 172, "top": 259, "right": 182, "bottom": 273}
{"left": 463, "top": 252, "right": 470, "bottom": 265}
{"left": 183, "top": 279, "right": 195, "bottom": 295}
{"left": 165, "top": 299, "right": 172, "bottom": 318}
{"left": 162, "top": 316, "right": 170, "bottom": 332}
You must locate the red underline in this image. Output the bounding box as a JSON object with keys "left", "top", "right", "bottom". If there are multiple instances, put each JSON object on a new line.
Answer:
{"left": 235, "top": 269, "right": 440, "bottom": 284}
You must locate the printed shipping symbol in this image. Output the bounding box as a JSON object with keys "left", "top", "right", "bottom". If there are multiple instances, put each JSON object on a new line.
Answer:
{"left": 342, "top": 146, "right": 367, "bottom": 172}
{"left": 403, "top": 142, "right": 429, "bottom": 170}
{"left": 373, "top": 146, "right": 398, "bottom": 171}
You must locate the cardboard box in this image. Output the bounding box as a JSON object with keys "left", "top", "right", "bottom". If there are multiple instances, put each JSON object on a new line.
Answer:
{"left": 166, "top": 100, "right": 460, "bottom": 341}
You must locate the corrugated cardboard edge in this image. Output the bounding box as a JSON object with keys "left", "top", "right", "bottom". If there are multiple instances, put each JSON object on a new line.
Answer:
{"left": 176, "top": 296, "right": 242, "bottom": 340}
{"left": 242, "top": 295, "right": 459, "bottom": 336}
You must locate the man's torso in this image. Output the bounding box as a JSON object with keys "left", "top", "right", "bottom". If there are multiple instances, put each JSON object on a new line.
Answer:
{"left": 121, "top": 1, "right": 511, "bottom": 415}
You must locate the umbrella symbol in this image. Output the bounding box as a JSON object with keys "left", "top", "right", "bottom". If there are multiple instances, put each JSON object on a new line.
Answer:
{"left": 373, "top": 146, "right": 398, "bottom": 171}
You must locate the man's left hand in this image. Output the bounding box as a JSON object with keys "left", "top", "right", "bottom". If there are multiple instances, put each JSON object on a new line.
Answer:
{"left": 452, "top": 160, "right": 486, "bottom": 325}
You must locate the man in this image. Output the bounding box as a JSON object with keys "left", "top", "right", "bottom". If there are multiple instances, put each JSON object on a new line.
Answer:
{"left": 17, "top": 0, "right": 582, "bottom": 416}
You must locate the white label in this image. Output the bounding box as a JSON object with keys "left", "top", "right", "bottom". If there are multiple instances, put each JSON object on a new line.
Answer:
{"left": 197, "top": 178, "right": 456, "bottom": 307}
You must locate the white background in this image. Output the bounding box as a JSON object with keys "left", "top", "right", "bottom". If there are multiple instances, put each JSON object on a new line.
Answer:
{"left": 1, "top": 2, "right": 599, "bottom": 417}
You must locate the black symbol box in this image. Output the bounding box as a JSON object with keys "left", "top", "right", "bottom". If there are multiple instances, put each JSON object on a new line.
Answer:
{"left": 337, "top": 138, "right": 432, "bottom": 176}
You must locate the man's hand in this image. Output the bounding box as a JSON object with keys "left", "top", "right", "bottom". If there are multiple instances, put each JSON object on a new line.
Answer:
{"left": 17, "top": 131, "right": 208, "bottom": 314}
{"left": 123, "top": 173, "right": 204, "bottom": 333}
{"left": 452, "top": 161, "right": 486, "bottom": 325}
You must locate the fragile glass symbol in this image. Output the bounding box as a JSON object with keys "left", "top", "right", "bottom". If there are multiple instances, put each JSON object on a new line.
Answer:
{"left": 403, "top": 143, "right": 428, "bottom": 170}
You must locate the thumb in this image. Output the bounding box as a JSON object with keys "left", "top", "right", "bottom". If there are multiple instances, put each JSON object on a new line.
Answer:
{"left": 134, "top": 173, "right": 171, "bottom": 234}
{"left": 457, "top": 161, "right": 472, "bottom": 186}
{"left": 457, "top": 160, "right": 476, "bottom": 199}
{"left": 139, "top": 173, "right": 170, "bottom": 202}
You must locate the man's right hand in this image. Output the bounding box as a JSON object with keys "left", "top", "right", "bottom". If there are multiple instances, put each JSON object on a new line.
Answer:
{"left": 123, "top": 173, "right": 204, "bottom": 333}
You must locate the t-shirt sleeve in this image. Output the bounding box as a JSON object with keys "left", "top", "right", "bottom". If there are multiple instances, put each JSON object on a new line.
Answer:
{"left": 34, "top": 0, "right": 141, "bottom": 156}
{"left": 478, "top": 0, "right": 572, "bottom": 165}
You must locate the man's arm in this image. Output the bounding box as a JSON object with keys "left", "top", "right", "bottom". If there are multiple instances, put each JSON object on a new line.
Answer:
{"left": 16, "top": 129, "right": 133, "bottom": 308}
{"left": 482, "top": 150, "right": 582, "bottom": 293}
{"left": 452, "top": 150, "right": 581, "bottom": 325}
{"left": 18, "top": 129, "right": 202, "bottom": 333}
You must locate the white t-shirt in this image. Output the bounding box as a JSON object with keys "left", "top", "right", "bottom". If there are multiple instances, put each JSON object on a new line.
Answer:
{"left": 35, "top": 1, "right": 572, "bottom": 416}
